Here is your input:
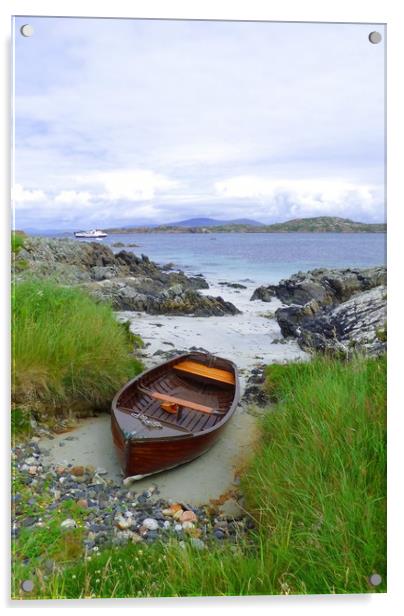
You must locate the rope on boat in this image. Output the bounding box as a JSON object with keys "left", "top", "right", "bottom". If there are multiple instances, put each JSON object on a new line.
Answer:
{"left": 130, "top": 411, "right": 163, "bottom": 429}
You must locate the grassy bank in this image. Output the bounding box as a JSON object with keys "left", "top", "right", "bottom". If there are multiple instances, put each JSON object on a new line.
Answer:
{"left": 12, "top": 279, "right": 142, "bottom": 428}
{"left": 12, "top": 354, "right": 386, "bottom": 598}
{"left": 11, "top": 230, "right": 26, "bottom": 254}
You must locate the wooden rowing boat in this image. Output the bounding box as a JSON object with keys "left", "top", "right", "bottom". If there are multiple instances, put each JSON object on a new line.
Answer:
{"left": 111, "top": 351, "right": 240, "bottom": 479}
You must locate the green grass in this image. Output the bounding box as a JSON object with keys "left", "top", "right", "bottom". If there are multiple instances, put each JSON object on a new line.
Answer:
{"left": 11, "top": 354, "right": 386, "bottom": 598}
{"left": 243, "top": 355, "right": 387, "bottom": 594}
{"left": 12, "top": 279, "right": 143, "bottom": 420}
{"left": 12, "top": 231, "right": 26, "bottom": 254}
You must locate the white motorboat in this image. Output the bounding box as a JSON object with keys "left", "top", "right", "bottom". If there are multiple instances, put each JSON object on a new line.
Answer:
{"left": 74, "top": 229, "right": 108, "bottom": 239}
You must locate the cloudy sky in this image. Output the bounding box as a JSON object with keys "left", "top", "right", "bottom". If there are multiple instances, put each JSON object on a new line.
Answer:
{"left": 13, "top": 17, "right": 385, "bottom": 230}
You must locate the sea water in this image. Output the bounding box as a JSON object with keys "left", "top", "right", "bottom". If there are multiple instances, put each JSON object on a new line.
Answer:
{"left": 103, "top": 232, "right": 386, "bottom": 285}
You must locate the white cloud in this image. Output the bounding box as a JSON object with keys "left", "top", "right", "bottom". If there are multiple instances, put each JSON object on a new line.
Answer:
{"left": 214, "top": 176, "right": 382, "bottom": 219}
{"left": 12, "top": 183, "right": 46, "bottom": 204}
{"left": 77, "top": 169, "right": 179, "bottom": 202}
{"left": 54, "top": 190, "right": 93, "bottom": 204}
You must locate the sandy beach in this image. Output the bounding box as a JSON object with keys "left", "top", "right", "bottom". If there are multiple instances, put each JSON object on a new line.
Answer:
{"left": 119, "top": 279, "right": 308, "bottom": 384}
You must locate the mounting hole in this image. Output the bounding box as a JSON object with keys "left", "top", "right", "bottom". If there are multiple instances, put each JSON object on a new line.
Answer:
{"left": 21, "top": 579, "right": 34, "bottom": 592}
{"left": 369, "top": 573, "right": 382, "bottom": 586}
{"left": 20, "top": 24, "right": 34, "bottom": 37}
{"left": 368, "top": 31, "right": 382, "bottom": 44}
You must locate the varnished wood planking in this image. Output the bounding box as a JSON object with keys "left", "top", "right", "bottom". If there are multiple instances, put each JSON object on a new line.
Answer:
{"left": 111, "top": 352, "right": 240, "bottom": 478}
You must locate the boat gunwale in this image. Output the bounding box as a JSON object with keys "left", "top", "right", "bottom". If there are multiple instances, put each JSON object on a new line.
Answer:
{"left": 111, "top": 351, "right": 240, "bottom": 441}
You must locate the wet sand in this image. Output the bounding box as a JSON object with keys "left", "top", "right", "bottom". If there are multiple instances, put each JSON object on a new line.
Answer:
{"left": 39, "top": 409, "right": 259, "bottom": 506}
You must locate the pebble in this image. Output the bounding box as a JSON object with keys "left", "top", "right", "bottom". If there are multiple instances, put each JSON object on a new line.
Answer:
{"left": 60, "top": 518, "right": 76, "bottom": 529}
{"left": 70, "top": 466, "right": 84, "bottom": 476}
{"left": 74, "top": 476, "right": 88, "bottom": 484}
{"left": 21, "top": 516, "right": 37, "bottom": 527}
{"left": 180, "top": 510, "right": 197, "bottom": 523}
{"left": 220, "top": 498, "right": 242, "bottom": 518}
{"left": 12, "top": 437, "right": 255, "bottom": 552}
{"left": 116, "top": 517, "right": 132, "bottom": 530}
{"left": 190, "top": 538, "right": 206, "bottom": 550}
{"left": 142, "top": 518, "right": 159, "bottom": 531}
{"left": 213, "top": 528, "right": 226, "bottom": 540}
{"left": 113, "top": 530, "right": 134, "bottom": 545}
{"left": 96, "top": 467, "right": 108, "bottom": 475}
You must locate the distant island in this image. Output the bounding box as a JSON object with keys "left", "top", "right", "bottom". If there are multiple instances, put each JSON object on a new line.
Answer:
{"left": 105, "top": 216, "right": 386, "bottom": 234}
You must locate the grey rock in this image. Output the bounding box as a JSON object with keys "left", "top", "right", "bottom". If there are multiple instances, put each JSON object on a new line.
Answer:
{"left": 21, "top": 516, "right": 38, "bottom": 527}
{"left": 297, "top": 286, "right": 387, "bottom": 356}
{"left": 219, "top": 498, "right": 243, "bottom": 518}
{"left": 141, "top": 518, "right": 159, "bottom": 530}
{"left": 252, "top": 267, "right": 386, "bottom": 357}
{"left": 213, "top": 528, "right": 226, "bottom": 540}
{"left": 190, "top": 538, "right": 206, "bottom": 550}
{"left": 250, "top": 286, "right": 276, "bottom": 302}
{"left": 14, "top": 237, "right": 239, "bottom": 317}
{"left": 253, "top": 266, "right": 386, "bottom": 307}
{"left": 60, "top": 518, "right": 76, "bottom": 529}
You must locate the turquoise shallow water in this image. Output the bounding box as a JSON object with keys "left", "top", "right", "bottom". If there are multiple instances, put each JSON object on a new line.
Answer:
{"left": 99, "top": 232, "right": 386, "bottom": 285}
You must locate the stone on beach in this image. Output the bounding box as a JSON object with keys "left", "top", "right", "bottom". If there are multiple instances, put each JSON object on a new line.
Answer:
{"left": 70, "top": 465, "right": 85, "bottom": 476}
{"left": 180, "top": 510, "right": 198, "bottom": 523}
{"left": 60, "top": 518, "right": 76, "bottom": 529}
{"left": 141, "top": 518, "right": 159, "bottom": 531}
{"left": 116, "top": 517, "right": 132, "bottom": 530}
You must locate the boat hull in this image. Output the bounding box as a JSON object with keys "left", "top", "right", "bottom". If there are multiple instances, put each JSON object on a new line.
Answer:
{"left": 111, "top": 411, "right": 227, "bottom": 478}
{"left": 111, "top": 352, "right": 239, "bottom": 479}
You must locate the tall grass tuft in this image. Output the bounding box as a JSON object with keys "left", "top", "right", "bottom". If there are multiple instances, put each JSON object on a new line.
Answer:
{"left": 242, "top": 355, "right": 387, "bottom": 594}
{"left": 12, "top": 279, "right": 142, "bottom": 417}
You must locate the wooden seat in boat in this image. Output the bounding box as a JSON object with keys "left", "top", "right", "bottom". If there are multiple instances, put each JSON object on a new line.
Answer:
{"left": 148, "top": 390, "right": 219, "bottom": 415}
{"left": 173, "top": 360, "right": 235, "bottom": 385}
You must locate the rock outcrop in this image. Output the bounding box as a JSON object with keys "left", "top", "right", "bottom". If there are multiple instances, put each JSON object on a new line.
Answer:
{"left": 250, "top": 267, "right": 386, "bottom": 305}
{"left": 252, "top": 267, "right": 387, "bottom": 356}
{"left": 296, "top": 286, "right": 387, "bottom": 356}
{"left": 14, "top": 237, "right": 240, "bottom": 316}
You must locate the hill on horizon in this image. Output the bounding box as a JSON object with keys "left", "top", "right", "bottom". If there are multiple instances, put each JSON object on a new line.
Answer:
{"left": 104, "top": 216, "right": 386, "bottom": 234}
{"left": 166, "top": 217, "right": 264, "bottom": 227}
